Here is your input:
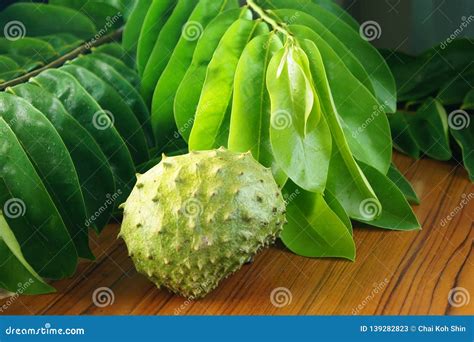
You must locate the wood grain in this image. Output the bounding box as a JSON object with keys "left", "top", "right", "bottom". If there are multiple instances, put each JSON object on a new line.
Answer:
{"left": 1, "top": 153, "right": 472, "bottom": 315}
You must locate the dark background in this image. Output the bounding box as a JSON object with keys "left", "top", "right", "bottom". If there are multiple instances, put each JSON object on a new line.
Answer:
{"left": 339, "top": 0, "right": 474, "bottom": 54}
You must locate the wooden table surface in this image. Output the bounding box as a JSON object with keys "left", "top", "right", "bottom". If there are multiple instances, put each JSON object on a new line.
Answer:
{"left": 1, "top": 152, "right": 473, "bottom": 315}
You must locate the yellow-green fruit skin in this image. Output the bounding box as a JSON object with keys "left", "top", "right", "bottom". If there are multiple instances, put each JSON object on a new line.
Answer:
{"left": 120, "top": 148, "right": 286, "bottom": 298}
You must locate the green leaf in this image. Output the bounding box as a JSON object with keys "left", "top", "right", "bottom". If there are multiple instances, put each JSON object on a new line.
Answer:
{"left": 281, "top": 181, "right": 355, "bottom": 260}
{"left": 0, "top": 71, "right": 24, "bottom": 84}
{"left": 258, "top": 0, "right": 396, "bottom": 113}
{"left": 136, "top": 0, "right": 177, "bottom": 76}
{"left": 115, "top": 0, "right": 136, "bottom": 18}
{"left": 386, "top": 39, "right": 474, "bottom": 102}
{"left": 89, "top": 52, "right": 140, "bottom": 89}
{"left": 0, "top": 38, "right": 57, "bottom": 64}
{"left": 0, "top": 55, "right": 19, "bottom": 73}
{"left": 388, "top": 111, "right": 421, "bottom": 159}
{"left": 311, "top": 0, "right": 360, "bottom": 31}
{"left": 0, "top": 117, "right": 77, "bottom": 279}
{"left": 32, "top": 69, "right": 136, "bottom": 204}
{"left": 72, "top": 54, "right": 154, "bottom": 147}
{"left": 381, "top": 50, "right": 427, "bottom": 102}
{"left": 141, "top": 0, "right": 201, "bottom": 108}
{"left": 387, "top": 163, "right": 420, "bottom": 204}
{"left": 142, "top": 0, "right": 200, "bottom": 106}
{"left": 0, "top": 210, "right": 54, "bottom": 295}
{"left": 50, "top": 0, "right": 123, "bottom": 31}
{"left": 437, "top": 67, "right": 474, "bottom": 106}
{"left": 123, "top": 0, "right": 152, "bottom": 58}
{"left": 8, "top": 83, "right": 115, "bottom": 232}
{"left": 188, "top": 19, "right": 269, "bottom": 150}
{"left": 463, "top": 89, "right": 474, "bottom": 110}
{"left": 0, "top": 92, "right": 92, "bottom": 259}
{"left": 94, "top": 42, "right": 135, "bottom": 68}
{"left": 266, "top": 44, "right": 331, "bottom": 192}
{"left": 410, "top": 98, "right": 452, "bottom": 161}
{"left": 0, "top": 55, "right": 24, "bottom": 81}
{"left": 357, "top": 162, "right": 421, "bottom": 231}
{"left": 297, "top": 35, "right": 380, "bottom": 220}
{"left": 175, "top": 8, "right": 251, "bottom": 142}
{"left": 291, "top": 25, "right": 392, "bottom": 175}
{"left": 38, "top": 34, "right": 82, "bottom": 55}
{"left": 324, "top": 190, "right": 352, "bottom": 234}
{"left": 228, "top": 33, "right": 287, "bottom": 187}
{"left": 61, "top": 64, "right": 149, "bottom": 165}
{"left": 2, "top": 54, "right": 42, "bottom": 72}
{"left": 0, "top": 3, "right": 96, "bottom": 39}
{"left": 270, "top": 45, "right": 315, "bottom": 136}
{"left": 151, "top": 0, "right": 237, "bottom": 148}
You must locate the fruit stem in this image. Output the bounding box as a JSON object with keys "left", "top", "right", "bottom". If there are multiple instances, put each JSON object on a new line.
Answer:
{"left": 247, "top": 0, "right": 290, "bottom": 37}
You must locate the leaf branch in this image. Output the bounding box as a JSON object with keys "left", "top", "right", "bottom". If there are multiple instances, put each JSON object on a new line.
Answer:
{"left": 247, "top": 0, "right": 291, "bottom": 37}
{"left": 0, "top": 28, "right": 123, "bottom": 91}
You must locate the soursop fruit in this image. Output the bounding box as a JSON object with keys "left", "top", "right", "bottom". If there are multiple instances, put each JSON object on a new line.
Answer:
{"left": 119, "top": 148, "right": 286, "bottom": 298}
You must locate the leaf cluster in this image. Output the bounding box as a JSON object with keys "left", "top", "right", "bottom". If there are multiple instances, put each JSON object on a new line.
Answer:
{"left": 129, "top": 0, "right": 421, "bottom": 261}
{"left": 382, "top": 40, "right": 474, "bottom": 181}
{"left": 0, "top": 2, "right": 150, "bottom": 296}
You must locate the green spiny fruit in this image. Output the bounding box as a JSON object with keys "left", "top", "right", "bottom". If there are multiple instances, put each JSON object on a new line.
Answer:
{"left": 119, "top": 148, "right": 286, "bottom": 298}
